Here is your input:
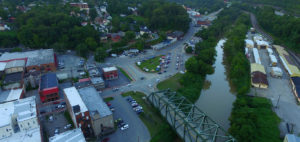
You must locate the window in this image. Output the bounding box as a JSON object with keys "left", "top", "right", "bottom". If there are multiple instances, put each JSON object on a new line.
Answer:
{"left": 6, "top": 128, "right": 8, "bottom": 132}
{"left": 20, "top": 124, "right": 22, "bottom": 128}
{"left": 28, "top": 122, "right": 30, "bottom": 126}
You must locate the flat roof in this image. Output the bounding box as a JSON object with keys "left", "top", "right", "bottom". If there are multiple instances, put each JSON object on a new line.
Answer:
{"left": 0, "top": 49, "right": 54, "bottom": 66}
{"left": 40, "top": 73, "right": 58, "bottom": 90}
{"left": 0, "top": 96, "right": 36, "bottom": 127}
{"left": 78, "top": 86, "right": 112, "bottom": 118}
{"left": 91, "top": 77, "right": 104, "bottom": 84}
{"left": 14, "top": 96, "right": 37, "bottom": 122}
{"left": 0, "top": 62, "right": 7, "bottom": 71}
{"left": 285, "top": 134, "right": 300, "bottom": 142}
{"left": 49, "top": 128, "right": 86, "bottom": 142}
{"left": 3, "top": 72, "right": 23, "bottom": 84}
{"left": 5, "top": 60, "right": 26, "bottom": 69}
{"left": 0, "top": 88, "right": 23, "bottom": 103}
{"left": 102, "top": 66, "right": 117, "bottom": 72}
{"left": 1, "top": 127, "right": 41, "bottom": 142}
{"left": 256, "top": 40, "right": 269, "bottom": 46}
{"left": 0, "top": 101, "right": 14, "bottom": 127}
{"left": 63, "top": 87, "right": 88, "bottom": 114}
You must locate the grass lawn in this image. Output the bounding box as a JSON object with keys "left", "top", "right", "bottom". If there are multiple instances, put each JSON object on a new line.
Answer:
{"left": 137, "top": 55, "right": 163, "bottom": 73}
{"left": 103, "top": 97, "right": 114, "bottom": 102}
{"left": 117, "top": 67, "right": 133, "bottom": 81}
{"left": 121, "top": 91, "right": 182, "bottom": 142}
{"left": 157, "top": 73, "right": 183, "bottom": 91}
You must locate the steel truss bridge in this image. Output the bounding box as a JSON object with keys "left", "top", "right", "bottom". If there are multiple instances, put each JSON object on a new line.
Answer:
{"left": 147, "top": 90, "right": 235, "bottom": 142}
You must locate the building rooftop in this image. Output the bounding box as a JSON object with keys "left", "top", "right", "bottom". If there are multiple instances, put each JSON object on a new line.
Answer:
{"left": 14, "top": 96, "right": 37, "bottom": 122}
{"left": 49, "top": 128, "right": 86, "bottom": 142}
{"left": 285, "top": 134, "right": 300, "bottom": 142}
{"left": 64, "top": 87, "right": 88, "bottom": 114}
{"left": 0, "top": 100, "right": 14, "bottom": 127}
{"left": 5, "top": 60, "right": 26, "bottom": 69}
{"left": 40, "top": 73, "right": 58, "bottom": 90}
{"left": 0, "top": 88, "right": 23, "bottom": 103}
{"left": 0, "top": 96, "right": 36, "bottom": 127}
{"left": 91, "top": 77, "right": 104, "bottom": 84}
{"left": 1, "top": 127, "right": 41, "bottom": 142}
{"left": 3, "top": 72, "right": 23, "bottom": 84}
{"left": 74, "top": 81, "right": 92, "bottom": 89}
{"left": 245, "top": 39, "right": 254, "bottom": 46}
{"left": 0, "top": 49, "right": 55, "bottom": 67}
{"left": 102, "top": 66, "right": 117, "bottom": 72}
{"left": 0, "top": 62, "right": 7, "bottom": 71}
{"left": 78, "top": 86, "right": 112, "bottom": 118}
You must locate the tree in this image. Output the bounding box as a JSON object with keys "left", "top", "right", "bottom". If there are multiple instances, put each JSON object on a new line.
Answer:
{"left": 94, "top": 47, "right": 108, "bottom": 62}
{"left": 124, "top": 31, "right": 135, "bottom": 42}
{"left": 185, "top": 46, "right": 193, "bottom": 54}
{"left": 85, "top": 37, "right": 98, "bottom": 51}
{"left": 89, "top": 8, "right": 97, "bottom": 21}
{"left": 76, "top": 44, "right": 88, "bottom": 58}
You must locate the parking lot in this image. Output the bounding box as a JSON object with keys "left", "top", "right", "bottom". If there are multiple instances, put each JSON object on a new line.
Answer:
{"left": 56, "top": 54, "right": 85, "bottom": 78}
{"left": 103, "top": 95, "right": 150, "bottom": 142}
{"left": 40, "top": 112, "right": 71, "bottom": 137}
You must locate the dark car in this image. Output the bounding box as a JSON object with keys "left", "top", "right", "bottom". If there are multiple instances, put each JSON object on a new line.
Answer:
{"left": 140, "top": 77, "right": 145, "bottom": 80}
{"left": 40, "top": 111, "right": 46, "bottom": 114}
{"left": 158, "top": 72, "right": 162, "bottom": 74}
{"left": 106, "top": 102, "right": 112, "bottom": 107}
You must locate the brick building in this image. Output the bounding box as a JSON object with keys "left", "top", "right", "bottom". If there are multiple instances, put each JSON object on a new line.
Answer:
{"left": 0, "top": 49, "right": 57, "bottom": 73}
{"left": 63, "top": 87, "right": 92, "bottom": 137}
{"left": 39, "top": 73, "right": 59, "bottom": 103}
{"left": 102, "top": 67, "right": 118, "bottom": 80}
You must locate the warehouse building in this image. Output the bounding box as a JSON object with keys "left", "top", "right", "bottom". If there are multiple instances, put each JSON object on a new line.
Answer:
{"left": 49, "top": 128, "right": 86, "bottom": 142}
{"left": 102, "top": 67, "right": 118, "bottom": 80}
{"left": 0, "top": 96, "right": 41, "bottom": 141}
{"left": 245, "top": 39, "right": 254, "bottom": 48}
{"left": 78, "top": 86, "right": 114, "bottom": 136}
{"left": 253, "top": 48, "right": 261, "bottom": 64}
{"left": 0, "top": 49, "right": 57, "bottom": 72}
{"left": 251, "top": 63, "right": 268, "bottom": 88}
{"left": 2, "top": 72, "right": 24, "bottom": 90}
{"left": 290, "top": 77, "right": 300, "bottom": 103}
{"left": 39, "top": 73, "right": 59, "bottom": 103}
{"left": 63, "top": 87, "right": 92, "bottom": 137}
{"left": 274, "top": 45, "right": 300, "bottom": 77}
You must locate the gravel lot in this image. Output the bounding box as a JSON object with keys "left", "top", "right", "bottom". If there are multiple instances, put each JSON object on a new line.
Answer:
{"left": 249, "top": 48, "right": 300, "bottom": 136}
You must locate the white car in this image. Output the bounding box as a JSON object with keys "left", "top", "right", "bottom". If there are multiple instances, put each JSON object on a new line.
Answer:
{"left": 49, "top": 116, "right": 54, "bottom": 121}
{"left": 120, "top": 124, "right": 129, "bottom": 130}
{"left": 64, "top": 124, "right": 72, "bottom": 130}
{"left": 54, "top": 129, "right": 59, "bottom": 134}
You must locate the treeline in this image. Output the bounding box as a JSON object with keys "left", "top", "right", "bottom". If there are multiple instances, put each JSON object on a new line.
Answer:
{"left": 16, "top": 5, "right": 98, "bottom": 50}
{"left": 233, "top": 0, "right": 300, "bottom": 15}
{"left": 223, "top": 13, "right": 251, "bottom": 94}
{"left": 255, "top": 7, "right": 300, "bottom": 53}
{"left": 221, "top": 7, "right": 281, "bottom": 142}
{"left": 167, "top": 0, "right": 225, "bottom": 13}
{"left": 139, "top": 0, "right": 190, "bottom": 32}
{"left": 178, "top": 7, "right": 242, "bottom": 102}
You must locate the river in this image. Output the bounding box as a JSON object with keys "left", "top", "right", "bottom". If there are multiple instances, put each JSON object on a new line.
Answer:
{"left": 195, "top": 39, "right": 236, "bottom": 130}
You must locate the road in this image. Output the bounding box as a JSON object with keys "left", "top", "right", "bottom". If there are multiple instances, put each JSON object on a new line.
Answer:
{"left": 250, "top": 12, "right": 273, "bottom": 43}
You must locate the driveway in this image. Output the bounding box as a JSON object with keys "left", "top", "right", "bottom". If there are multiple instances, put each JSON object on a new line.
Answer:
{"left": 105, "top": 95, "right": 151, "bottom": 142}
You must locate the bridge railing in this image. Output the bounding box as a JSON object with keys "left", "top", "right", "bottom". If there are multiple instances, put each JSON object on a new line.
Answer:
{"left": 147, "top": 90, "right": 235, "bottom": 142}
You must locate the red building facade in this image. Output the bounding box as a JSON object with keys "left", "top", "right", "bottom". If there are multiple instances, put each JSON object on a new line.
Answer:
{"left": 39, "top": 73, "right": 59, "bottom": 103}
{"left": 102, "top": 67, "right": 118, "bottom": 80}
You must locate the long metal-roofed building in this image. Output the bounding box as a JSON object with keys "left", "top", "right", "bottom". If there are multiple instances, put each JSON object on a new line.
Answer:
{"left": 251, "top": 63, "right": 268, "bottom": 88}
{"left": 0, "top": 88, "right": 24, "bottom": 104}
{"left": 0, "top": 49, "right": 57, "bottom": 72}
{"left": 78, "top": 86, "right": 114, "bottom": 136}
{"left": 39, "top": 73, "right": 59, "bottom": 103}
{"left": 49, "top": 128, "right": 86, "bottom": 142}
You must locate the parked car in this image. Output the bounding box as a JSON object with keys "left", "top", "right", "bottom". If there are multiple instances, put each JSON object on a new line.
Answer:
{"left": 40, "top": 110, "right": 46, "bottom": 114}
{"left": 120, "top": 124, "right": 129, "bottom": 130}
{"left": 64, "top": 124, "right": 72, "bottom": 130}
{"left": 102, "top": 138, "right": 110, "bottom": 142}
{"left": 49, "top": 116, "right": 54, "bottom": 121}
{"left": 112, "top": 88, "right": 119, "bottom": 92}
{"left": 110, "top": 106, "right": 115, "bottom": 112}
{"left": 106, "top": 102, "right": 112, "bottom": 107}
{"left": 140, "top": 77, "right": 145, "bottom": 80}
{"left": 131, "top": 103, "right": 139, "bottom": 107}
{"left": 54, "top": 128, "right": 59, "bottom": 134}
{"left": 136, "top": 109, "right": 144, "bottom": 114}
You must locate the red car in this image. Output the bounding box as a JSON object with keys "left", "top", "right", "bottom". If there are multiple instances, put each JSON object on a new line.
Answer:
{"left": 106, "top": 102, "right": 111, "bottom": 106}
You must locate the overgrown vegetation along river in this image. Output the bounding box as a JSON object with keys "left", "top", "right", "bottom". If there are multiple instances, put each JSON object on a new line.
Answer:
{"left": 195, "top": 39, "right": 236, "bottom": 130}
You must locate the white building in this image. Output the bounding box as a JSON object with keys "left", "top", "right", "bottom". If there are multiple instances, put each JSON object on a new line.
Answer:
{"left": 49, "top": 128, "right": 86, "bottom": 142}
{"left": 253, "top": 48, "right": 262, "bottom": 64}
{"left": 245, "top": 39, "right": 254, "bottom": 48}
{"left": 0, "top": 96, "right": 41, "bottom": 141}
